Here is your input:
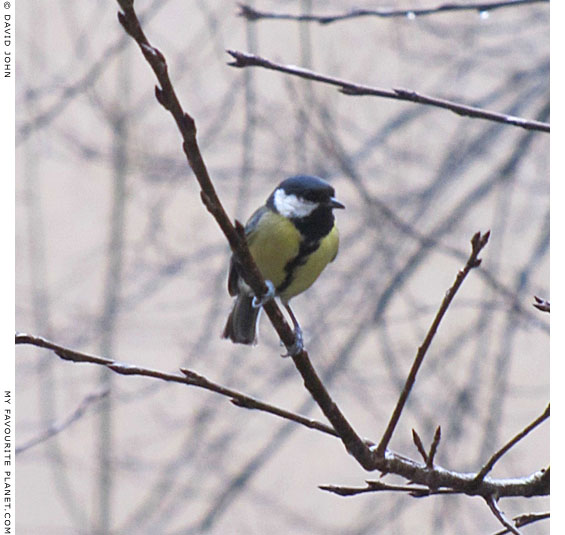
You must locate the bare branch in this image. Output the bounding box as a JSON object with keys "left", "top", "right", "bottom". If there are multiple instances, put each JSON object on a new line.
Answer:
{"left": 226, "top": 51, "right": 549, "bottom": 133}
{"left": 474, "top": 404, "right": 549, "bottom": 484}
{"left": 485, "top": 495, "right": 522, "bottom": 535}
{"left": 115, "top": 1, "right": 273, "bottom": 317}
{"left": 238, "top": 1, "right": 548, "bottom": 24}
{"left": 180, "top": 368, "right": 340, "bottom": 438}
{"left": 16, "top": 389, "right": 109, "bottom": 454}
{"left": 319, "top": 480, "right": 442, "bottom": 497}
{"left": 375, "top": 231, "right": 490, "bottom": 457}
{"left": 16, "top": 333, "right": 338, "bottom": 438}
{"left": 320, "top": 479, "right": 472, "bottom": 498}
{"left": 15, "top": 333, "right": 115, "bottom": 365}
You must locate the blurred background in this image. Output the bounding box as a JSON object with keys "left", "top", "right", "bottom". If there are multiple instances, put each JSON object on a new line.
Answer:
{"left": 15, "top": 0, "right": 549, "bottom": 533}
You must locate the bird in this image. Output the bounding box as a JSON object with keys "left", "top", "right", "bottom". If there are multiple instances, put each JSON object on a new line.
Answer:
{"left": 222, "top": 174, "right": 344, "bottom": 354}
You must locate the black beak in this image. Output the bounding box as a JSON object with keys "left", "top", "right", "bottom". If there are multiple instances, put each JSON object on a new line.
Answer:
{"left": 329, "top": 197, "right": 345, "bottom": 209}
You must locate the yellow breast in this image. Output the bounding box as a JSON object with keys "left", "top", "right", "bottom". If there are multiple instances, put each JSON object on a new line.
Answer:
{"left": 247, "top": 210, "right": 339, "bottom": 303}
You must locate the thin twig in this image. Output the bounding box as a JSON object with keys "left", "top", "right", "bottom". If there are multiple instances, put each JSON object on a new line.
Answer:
{"left": 320, "top": 480, "right": 456, "bottom": 498}
{"left": 412, "top": 429, "right": 428, "bottom": 463}
{"left": 486, "top": 495, "right": 522, "bottom": 535}
{"left": 374, "top": 231, "right": 490, "bottom": 457}
{"left": 474, "top": 404, "right": 549, "bottom": 484}
{"left": 115, "top": 0, "right": 374, "bottom": 471}
{"left": 238, "top": 1, "right": 548, "bottom": 24}
{"left": 412, "top": 426, "right": 442, "bottom": 468}
{"left": 427, "top": 426, "right": 442, "bottom": 468}
{"left": 180, "top": 368, "right": 340, "bottom": 438}
{"left": 513, "top": 512, "right": 550, "bottom": 528}
{"left": 492, "top": 512, "right": 550, "bottom": 535}
{"left": 320, "top": 480, "right": 429, "bottom": 497}
{"left": 227, "top": 51, "right": 549, "bottom": 133}
{"left": 16, "top": 389, "right": 110, "bottom": 454}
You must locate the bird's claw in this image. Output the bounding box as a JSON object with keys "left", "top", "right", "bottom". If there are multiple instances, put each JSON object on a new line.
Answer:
{"left": 281, "top": 325, "right": 304, "bottom": 358}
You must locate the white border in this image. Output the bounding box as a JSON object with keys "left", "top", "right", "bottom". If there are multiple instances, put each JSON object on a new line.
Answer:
{"left": 2, "top": 0, "right": 15, "bottom": 531}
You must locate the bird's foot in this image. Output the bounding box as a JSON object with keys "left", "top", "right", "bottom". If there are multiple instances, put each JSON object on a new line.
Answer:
{"left": 281, "top": 324, "right": 303, "bottom": 358}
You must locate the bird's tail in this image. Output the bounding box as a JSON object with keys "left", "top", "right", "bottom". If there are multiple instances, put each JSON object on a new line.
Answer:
{"left": 222, "top": 294, "right": 260, "bottom": 345}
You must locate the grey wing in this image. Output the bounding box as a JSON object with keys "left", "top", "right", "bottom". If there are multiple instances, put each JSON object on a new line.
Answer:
{"left": 226, "top": 205, "right": 268, "bottom": 296}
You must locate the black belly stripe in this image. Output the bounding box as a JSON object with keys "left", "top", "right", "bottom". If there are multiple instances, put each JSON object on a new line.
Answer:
{"left": 275, "top": 207, "right": 336, "bottom": 295}
{"left": 276, "top": 239, "right": 320, "bottom": 294}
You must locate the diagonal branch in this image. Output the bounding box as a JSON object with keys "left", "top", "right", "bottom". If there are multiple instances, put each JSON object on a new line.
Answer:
{"left": 180, "top": 368, "right": 340, "bottom": 438}
{"left": 486, "top": 495, "right": 522, "bottom": 535}
{"left": 473, "top": 404, "right": 549, "bottom": 484}
{"left": 374, "top": 231, "right": 490, "bottom": 456}
{"left": 115, "top": 1, "right": 272, "bottom": 319}
{"left": 16, "top": 389, "right": 109, "bottom": 454}
{"left": 238, "top": 1, "right": 548, "bottom": 24}
{"left": 115, "top": 0, "right": 374, "bottom": 471}
{"left": 226, "top": 51, "right": 549, "bottom": 133}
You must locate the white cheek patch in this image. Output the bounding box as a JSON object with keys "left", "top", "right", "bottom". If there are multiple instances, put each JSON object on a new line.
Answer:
{"left": 274, "top": 189, "right": 318, "bottom": 218}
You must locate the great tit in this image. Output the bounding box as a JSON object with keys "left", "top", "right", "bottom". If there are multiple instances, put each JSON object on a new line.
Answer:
{"left": 222, "top": 175, "right": 345, "bottom": 350}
